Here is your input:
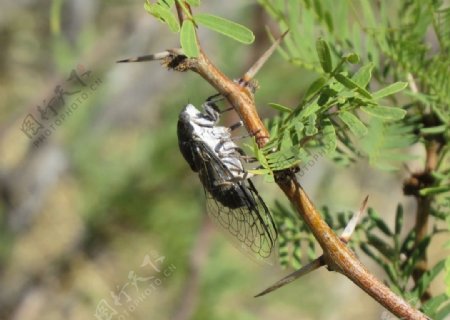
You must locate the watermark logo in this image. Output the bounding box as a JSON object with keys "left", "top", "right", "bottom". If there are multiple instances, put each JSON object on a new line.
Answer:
{"left": 20, "top": 64, "right": 102, "bottom": 148}
{"left": 94, "top": 251, "right": 176, "bottom": 320}
{"left": 297, "top": 141, "right": 334, "bottom": 177}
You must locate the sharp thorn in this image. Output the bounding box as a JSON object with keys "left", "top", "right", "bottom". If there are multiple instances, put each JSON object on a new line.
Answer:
{"left": 255, "top": 256, "right": 323, "bottom": 297}
{"left": 341, "top": 195, "right": 369, "bottom": 242}
{"left": 241, "top": 29, "right": 289, "bottom": 83}
{"left": 117, "top": 50, "right": 178, "bottom": 63}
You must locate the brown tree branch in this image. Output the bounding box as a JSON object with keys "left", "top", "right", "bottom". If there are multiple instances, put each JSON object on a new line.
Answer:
{"left": 405, "top": 73, "right": 444, "bottom": 302}
{"left": 411, "top": 139, "right": 442, "bottom": 302}
{"left": 256, "top": 196, "right": 369, "bottom": 297}
{"left": 168, "top": 48, "right": 430, "bottom": 320}
{"left": 139, "top": 3, "right": 430, "bottom": 319}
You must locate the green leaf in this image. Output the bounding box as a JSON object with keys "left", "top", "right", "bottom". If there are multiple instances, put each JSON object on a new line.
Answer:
{"left": 352, "top": 63, "right": 374, "bottom": 88}
{"left": 361, "top": 119, "right": 417, "bottom": 170}
{"left": 305, "top": 114, "right": 318, "bottom": 136}
{"left": 395, "top": 204, "right": 403, "bottom": 235}
{"left": 422, "top": 294, "right": 448, "bottom": 317}
{"left": 294, "top": 122, "right": 304, "bottom": 139}
{"left": 345, "top": 52, "right": 360, "bottom": 64}
{"left": 372, "top": 82, "right": 408, "bottom": 100}
{"left": 253, "top": 139, "right": 270, "bottom": 170}
{"left": 383, "top": 262, "right": 399, "bottom": 284}
{"left": 435, "top": 301, "right": 450, "bottom": 320}
{"left": 404, "top": 236, "right": 431, "bottom": 278}
{"left": 420, "top": 185, "right": 450, "bottom": 196}
{"left": 160, "top": 0, "right": 174, "bottom": 8}
{"left": 296, "top": 102, "right": 320, "bottom": 120}
{"left": 316, "top": 38, "right": 333, "bottom": 73}
{"left": 361, "top": 105, "right": 407, "bottom": 120}
{"left": 367, "top": 233, "right": 396, "bottom": 259}
{"left": 334, "top": 73, "right": 372, "bottom": 98}
{"left": 321, "top": 119, "right": 337, "bottom": 153}
{"left": 180, "top": 19, "right": 199, "bottom": 57}
{"left": 360, "top": 243, "right": 386, "bottom": 268}
{"left": 338, "top": 111, "right": 368, "bottom": 137}
{"left": 265, "top": 147, "right": 309, "bottom": 171}
{"left": 368, "top": 208, "right": 393, "bottom": 236}
{"left": 292, "top": 242, "right": 302, "bottom": 269}
{"left": 185, "top": 0, "right": 200, "bottom": 6}
{"left": 268, "top": 103, "right": 292, "bottom": 113}
{"left": 304, "top": 77, "right": 327, "bottom": 100}
{"left": 145, "top": 2, "right": 180, "bottom": 32}
{"left": 420, "top": 125, "right": 447, "bottom": 135}
{"left": 194, "top": 13, "right": 255, "bottom": 44}
{"left": 413, "top": 260, "right": 445, "bottom": 298}
{"left": 400, "top": 229, "right": 416, "bottom": 255}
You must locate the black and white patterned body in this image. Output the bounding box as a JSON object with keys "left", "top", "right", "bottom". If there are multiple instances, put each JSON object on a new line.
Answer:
{"left": 177, "top": 103, "right": 277, "bottom": 259}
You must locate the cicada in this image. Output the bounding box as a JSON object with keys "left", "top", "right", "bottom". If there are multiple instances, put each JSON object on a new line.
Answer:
{"left": 177, "top": 100, "right": 277, "bottom": 260}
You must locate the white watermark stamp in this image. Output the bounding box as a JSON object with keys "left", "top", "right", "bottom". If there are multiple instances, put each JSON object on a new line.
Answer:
{"left": 94, "top": 251, "right": 176, "bottom": 320}
{"left": 20, "top": 64, "right": 102, "bottom": 148}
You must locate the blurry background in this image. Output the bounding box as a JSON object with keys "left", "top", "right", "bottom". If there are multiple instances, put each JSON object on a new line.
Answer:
{"left": 0, "top": 1, "right": 446, "bottom": 319}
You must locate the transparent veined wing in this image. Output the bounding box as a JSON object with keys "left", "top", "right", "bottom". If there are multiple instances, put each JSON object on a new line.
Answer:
{"left": 194, "top": 140, "right": 278, "bottom": 261}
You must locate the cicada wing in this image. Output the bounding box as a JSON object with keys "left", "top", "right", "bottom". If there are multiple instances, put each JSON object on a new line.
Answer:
{"left": 196, "top": 141, "right": 278, "bottom": 263}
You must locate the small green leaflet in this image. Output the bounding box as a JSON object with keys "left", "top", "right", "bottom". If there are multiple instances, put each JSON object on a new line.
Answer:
{"left": 361, "top": 119, "right": 417, "bottom": 170}
{"left": 361, "top": 105, "right": 406, "bottom": 120}
{"left": 420, "top": 125, "right": 447, "bottom": 135}
{"left": 268, "top": 103, "right": 292, "bottom": 113}
{"left": 294, "top": 122, "right": 304, "bottom": 139}
{"left": 185, "top": 0, "right": 200, "bottom": 6}
{"left": 368, "top": 208, "right": 393, "bottom": 236}
{"left": 352, "top": 63, "right": 374, "bottom": 88}
{"left": 266, "top": 147, "right": 309, "bottom": 170}
{"left": 297, "top": 102, "right": 320, "bottom": 120}
{"left": 194, "top": 13, "right": 255, "bottom": 44}
{"left": 420, "top": 185, "right": 450, "bottom": 196}
{"left": 304, "top": 77, "right": 327, "bottom": 100}
{"left": 395, "top": 205, "right": 403, "bottom": 236}
{"left": 422, "top": 293, "right": 448, "bottom": 318}
{"left": 160, "top": 0, "right": 174, "bottom": 8}
{"left": 305, "top": 114, "right": 318, "bottom": 136}
{"left": 334, "top": 73, "right": 372, "bottom": 98}
{"left": 251, "top": 140, "right": 270, "bottom": 171}
{"left": 372, "top": 82, "right": 407, "bottom": 100}
{"left": 339, "top": 111, "right": 368, "bottom": 137}
{"left": 144, "top": 2, "right": 180, "bottom": 32}
{"left": 412, "top": 260, "right": 445, "bottom": 298}
{"left": 321, "top": 119, "right": 337, "bottom": 153}
{"left": 180, "top": 20, "right": 199, "bottom": 57}
{"left": 316, "top": 38, "right": 332, "bottom": 73}
{"left": 345, "top": 52, "right": 360, "bottom": 64}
